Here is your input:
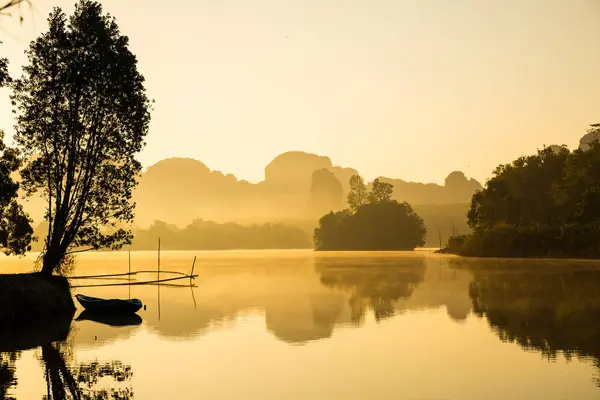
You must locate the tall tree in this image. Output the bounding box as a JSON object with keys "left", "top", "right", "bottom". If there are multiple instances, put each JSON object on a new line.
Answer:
{"left": 0, "top": 56, "right": 33, "bottom": 256}
{"left": 12, "top": 0, "right": 151, "bottom": 274}
{"left": 347, "top": 174, "right": 368, "bottom": 213}
{"left": 368, "top": 178, "right": 394, "bottom": 204}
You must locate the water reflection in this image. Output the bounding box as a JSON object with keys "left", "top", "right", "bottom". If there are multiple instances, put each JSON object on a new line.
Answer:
{"left": 315, "top": 255, "right": 426, "bottom": 322}
{"left": 459, "top": 258, "right": 600, "bottom": 384}
{"left": 76, "top": 310, "right": 143, "bottom": 327}
{"left": 0, "top": 352, "right": 17, "bottom": 400}
{"left": 71, "top": 252, "right": 473, "bottom": 346}
{"left": 0, "top": 315, "right": 134, "bottom": 399}
{"left": 1, "top": 313, "right": 72, "bottom": 399}
{"left": 4, "top": 252, "right": 600, "bottom": 398}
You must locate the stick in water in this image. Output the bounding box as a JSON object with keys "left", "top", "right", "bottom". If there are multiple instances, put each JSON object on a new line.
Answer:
{"left": 190, "top": 256, "right": 197, "bottom": 280}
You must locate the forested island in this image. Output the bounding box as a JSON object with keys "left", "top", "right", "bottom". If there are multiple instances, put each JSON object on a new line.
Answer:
{"left": 314, "top": 175, "right": 426, "bottom": 250}
{"left": 441, "top": 126, "right": 600, "bottom": 258}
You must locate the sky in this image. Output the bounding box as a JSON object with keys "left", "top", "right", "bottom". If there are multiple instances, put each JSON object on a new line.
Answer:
{"left": 1, "top": 0, "right": 599, "bottom": 184}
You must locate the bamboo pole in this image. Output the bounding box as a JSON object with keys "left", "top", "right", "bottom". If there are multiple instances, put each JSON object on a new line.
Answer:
{"left": 68, "top": 270, "right": 189, "bottom": 279}
{"left": 72, "top": 274, "right": 198, "bottom": 288}
{"left": 190, "top": 256, "right": 197, "bottom": 279}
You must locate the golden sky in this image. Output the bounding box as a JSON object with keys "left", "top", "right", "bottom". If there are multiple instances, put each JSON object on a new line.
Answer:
{"left": 1, "top": 0, "right": 599, "bottom": 184}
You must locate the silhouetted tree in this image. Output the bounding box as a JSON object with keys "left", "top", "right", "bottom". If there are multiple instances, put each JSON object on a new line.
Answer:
{"left": 1, "top": 53, "right": 31, "bottom": 254}
{"left": 315, "top": 176, "right": 426, "bottom": 250}
{"left": 0, "top": 54, "right": 7, "bottom": 85}
{"left": 0, "top": 132, "right": 33, "bottom": 255}
{"left": 313, "top": 210, "right": 352, "bottom": 250}
{"left": 367, "top": 178, "right": 393, "bottom": 204}
{"left": 12, "top": 0, "right": 151, "bottom": 274}
{"left": 447, "top": 125, "right": 600, "bottom": 257}
{"left": 347, "top": 174, "right": 368, "bottom": 212}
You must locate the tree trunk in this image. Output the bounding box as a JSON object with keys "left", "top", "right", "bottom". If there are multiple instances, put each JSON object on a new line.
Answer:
{"left": 41, "top": 247, "right": 62, "bottom": 276}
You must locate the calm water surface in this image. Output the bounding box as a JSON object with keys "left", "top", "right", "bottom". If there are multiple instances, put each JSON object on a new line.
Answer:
{"left": 2, "top": 250, "right": 600, "bottom": 399}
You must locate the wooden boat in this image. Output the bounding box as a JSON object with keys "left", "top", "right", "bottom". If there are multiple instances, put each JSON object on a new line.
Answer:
{"left": 75, "top": 294, "right": 143, "bottom": 314}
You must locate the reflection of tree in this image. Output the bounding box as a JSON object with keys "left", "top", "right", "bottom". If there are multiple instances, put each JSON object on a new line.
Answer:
{"left": 42, "top": 344, "right": 80, "bottom": 399}
{"left": 40, "top": 343, "right": 134, "bottom": 399}
{"left": 468, "top": 265, "right": 600, "bottom": 383}
{"left": 316, "top": 257, "right": 426, "bottom": 322}
{"left": 0, "top": 315, "right": 134, "bottom": 399}
{"left": 75, "top": 361, "right": 133, "bottom": 399}
{"left": 0, "top": 352, "right": 17, "bottom": 400}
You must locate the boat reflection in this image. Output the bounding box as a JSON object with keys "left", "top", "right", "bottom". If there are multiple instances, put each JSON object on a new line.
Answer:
{"left": 76, "top": 310, "right": 143, "bottom": 327}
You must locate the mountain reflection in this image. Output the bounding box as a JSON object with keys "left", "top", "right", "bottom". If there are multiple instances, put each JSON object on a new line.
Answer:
{"left": 463, "top": 259, "right": 600, "bottom": 383}
{"left": 71, "top": 253, "right": 473, "bottom": 348}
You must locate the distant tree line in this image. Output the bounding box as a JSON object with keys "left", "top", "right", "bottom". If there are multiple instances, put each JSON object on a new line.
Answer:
{"left": 129, "top": 219, "right": 311, "bottom": 250}
{"left": 443, "top": 125, "right": 600, "bottom": 258}
{"left": 314, "top": 175, "right": 426, "bottom": 250}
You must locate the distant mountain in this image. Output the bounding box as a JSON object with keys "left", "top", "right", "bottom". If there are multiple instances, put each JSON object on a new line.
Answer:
{"left": 20, "top": 151, "right": 482, "bottom": 247}
{"left": 131, "top": 152, "right": 482, "bottom": 227}
{"left": 376, "top": 171, "right": 482, "bottom": 205}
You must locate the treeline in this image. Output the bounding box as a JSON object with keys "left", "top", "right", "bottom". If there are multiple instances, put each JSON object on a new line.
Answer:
{"left": 314, "top": 176, "right": 426, "bottom": 250}
{"left": 130, "top": 219, "right": 311, "bottom": 250}
{"left": 444, "top": 125, "right": 600, "bottom": 258}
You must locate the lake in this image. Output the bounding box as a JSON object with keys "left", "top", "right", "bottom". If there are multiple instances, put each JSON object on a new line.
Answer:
{"left": 2, "top": 250, "right": 600, "bottom": 399}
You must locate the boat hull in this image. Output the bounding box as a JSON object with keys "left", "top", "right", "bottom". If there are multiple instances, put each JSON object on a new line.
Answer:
{"left": 75, "top": 294, "right": 143, "bottom": 314}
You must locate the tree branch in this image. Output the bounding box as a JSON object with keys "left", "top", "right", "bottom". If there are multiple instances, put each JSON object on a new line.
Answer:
{"left": 65, "top": 246, "right": 94, "bottom": 255}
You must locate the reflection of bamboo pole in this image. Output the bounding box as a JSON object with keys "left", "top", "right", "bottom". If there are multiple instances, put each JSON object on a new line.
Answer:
{"left": 190, "top": 284, "right": 197, "bottom": 309}
{"left": 158, "top": 276, "right": 161, "bottom": 321}
{"left": 157, "top": 237, "right": 161, "bottom": 321}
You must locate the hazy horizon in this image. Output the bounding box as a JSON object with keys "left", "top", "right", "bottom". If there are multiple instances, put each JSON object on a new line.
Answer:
{"left": 1, "top": 0, "right": 600, "bottom": 185}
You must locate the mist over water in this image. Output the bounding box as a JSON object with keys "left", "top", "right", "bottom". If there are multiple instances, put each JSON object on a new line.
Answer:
{"left": 2, "top": 250, "right": 600, "bottom": 399}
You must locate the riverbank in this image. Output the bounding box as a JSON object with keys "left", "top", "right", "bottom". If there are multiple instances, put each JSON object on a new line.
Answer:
{"left": 0, "top": 273, "right": 75, "bottom": 324}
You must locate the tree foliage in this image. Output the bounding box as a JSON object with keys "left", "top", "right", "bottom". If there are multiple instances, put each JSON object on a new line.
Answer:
{"left": 368, "top": 178, "right": 393, "bottom": 204}
{"left": 314, "top": 174, "right": 426, "bottom": 250}
{"left": 0, "top": 134, "right": 33, "bottom": 255}
{"left": 1, "top": 54, "right": 33, "bottom": 256}
{"left": 451, "top": 126, "right": 600, "bottom": 258}
{"left": 347, "top": 174, "right": 368, "bottom": 213}
{"left": 11, "top": 0, "right": 151, "bottom": 274}
{"left": 0, "top": 55, "right": 8, "bottom": 86}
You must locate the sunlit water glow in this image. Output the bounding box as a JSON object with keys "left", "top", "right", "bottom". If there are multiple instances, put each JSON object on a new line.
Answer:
{"left": 2, "top": 250, "right": 600, "bottom": 399}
